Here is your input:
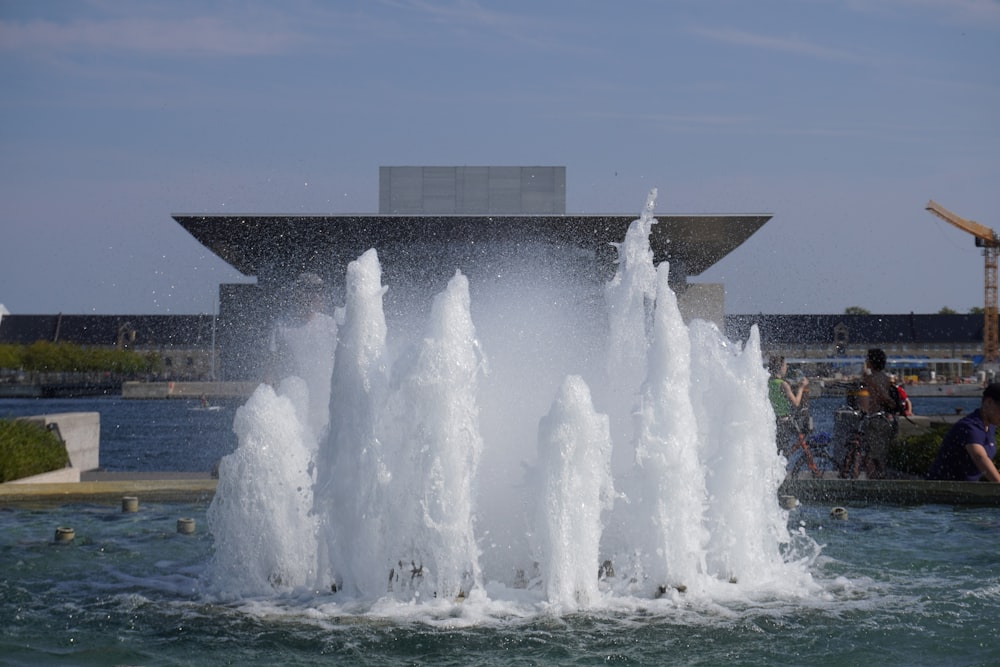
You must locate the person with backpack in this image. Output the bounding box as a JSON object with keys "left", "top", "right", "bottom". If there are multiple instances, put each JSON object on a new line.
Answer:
{"left": 859, "top": 348, "right": 899, "bottom": 415}
{"left": 854, "top": 348, "right": 901, "bottom": 478}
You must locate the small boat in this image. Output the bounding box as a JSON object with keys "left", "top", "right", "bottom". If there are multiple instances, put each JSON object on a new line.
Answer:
{"left": 190, "top": 395, "right": 222, "bottom": 411}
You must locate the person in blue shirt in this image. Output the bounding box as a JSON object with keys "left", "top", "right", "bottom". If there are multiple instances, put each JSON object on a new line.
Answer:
{"left": 927, "top": 383, "right": 1000, "bottom": 482}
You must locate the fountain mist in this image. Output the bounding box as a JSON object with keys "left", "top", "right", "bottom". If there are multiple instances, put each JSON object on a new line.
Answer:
{"left": 206, "top": 189, "right": 812, "bottom": 610}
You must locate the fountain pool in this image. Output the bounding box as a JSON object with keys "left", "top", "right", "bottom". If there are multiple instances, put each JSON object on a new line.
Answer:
{"left": 3, "top": 501, "right": 999, "bottom": 665}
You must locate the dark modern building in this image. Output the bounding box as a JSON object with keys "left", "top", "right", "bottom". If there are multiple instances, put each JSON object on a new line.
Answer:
{"left": 2, "top": 167, "right": 986, "bottom": 384}
{"left": 173, "top": 166, "right": 772, "bottom": 380}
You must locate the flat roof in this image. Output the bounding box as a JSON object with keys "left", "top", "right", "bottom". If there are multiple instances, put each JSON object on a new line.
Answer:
{"left": 173, "top": 213, "right": 771, "bottom": 280}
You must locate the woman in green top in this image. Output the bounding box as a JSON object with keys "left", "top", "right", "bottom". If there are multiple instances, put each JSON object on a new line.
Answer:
{"left": 768, "top": 355, "right": 819, "bottom": 475}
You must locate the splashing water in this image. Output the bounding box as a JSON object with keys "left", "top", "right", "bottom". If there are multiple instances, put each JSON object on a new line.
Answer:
{"left": 205, "top": 189, "right": 818, "bottom": 612}
{"left": 532, "top": 375, "right": 614, "bottom": 609}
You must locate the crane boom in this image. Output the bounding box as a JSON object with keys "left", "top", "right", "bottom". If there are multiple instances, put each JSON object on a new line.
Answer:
{"left": 926, "top": 200, "right": 998, "bottom": 245}
{"left": 924, "top": 199, "right": 999, "bottom": 367}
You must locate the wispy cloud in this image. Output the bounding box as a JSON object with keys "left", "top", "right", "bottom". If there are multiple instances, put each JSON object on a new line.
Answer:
{"left": 378, "top": 0, "right": 524, "bottom": 31}
{"left": 848, "top": 0, "right": 1000, "bottom": 28}
{"left": 580, "top": 109, "right": 753, "bottom": 129}
{"left": 374, "top": 0, "right": 580, "bottom": 52}
{"left": 0, "top": 16, "right": 307, "bottom": 56}
{"left": 688, "top": 26, "right": 864, "bottom": 63}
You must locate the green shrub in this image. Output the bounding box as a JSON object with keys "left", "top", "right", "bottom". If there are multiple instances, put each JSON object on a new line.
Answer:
{"left": 0, "top": 341, "right": 162, "bottom": 375}
{"left": 0, "top": 344, "right": 22, "bottom": 370}
{"left": 888, "top": 425, "right": 948, "bottom": 476}
{"left": 0, "top": 418, "right": 71, "bottom": 482}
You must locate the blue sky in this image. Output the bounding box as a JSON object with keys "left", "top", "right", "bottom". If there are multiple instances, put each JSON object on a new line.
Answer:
{"left": 1, "top": 0, "right": 998, "bottom": 316}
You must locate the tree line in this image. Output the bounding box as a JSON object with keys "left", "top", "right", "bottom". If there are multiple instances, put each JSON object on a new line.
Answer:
{"left": 0, "top": 341, "right": 162, "bottom": 376}
{"left": 843, "top": 307, "right": 984, "bottom": 315}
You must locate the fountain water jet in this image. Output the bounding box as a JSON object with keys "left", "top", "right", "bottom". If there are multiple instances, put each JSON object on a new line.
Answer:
{"left": 205, "top": 189, "right": 813, "bottom": 607}
{"left": 532, "top": 375, "right": 614, "bottom": 609}
{"left": 207, "top": 379, "right": 318, "bottom": 595}
{"left": 377, "top": 270, "right": 485, "bottom": 600}
{"left": 628, "top": 262, "right": 711, "bottom": 594}
{"left": 313, "top": 248, "right": 392, "bottom": 598}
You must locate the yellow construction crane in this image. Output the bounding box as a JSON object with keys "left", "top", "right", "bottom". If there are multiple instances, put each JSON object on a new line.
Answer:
{"left": 925, "top": 200, "right": 999, "bottom": 367}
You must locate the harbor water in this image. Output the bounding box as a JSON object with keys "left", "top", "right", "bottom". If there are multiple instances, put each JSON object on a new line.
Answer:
{"left": 0, "top": 395, "right": 239, "bottom": 473}
{"left": 0, "top": 394, "right": 980, "bottom": 476}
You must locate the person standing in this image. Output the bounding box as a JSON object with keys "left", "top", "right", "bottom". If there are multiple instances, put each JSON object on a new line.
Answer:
{"left": 859, "top": 348, "right": 897, "bottom": 415}
{"left": 848, "top": 348, "right": 899, "bottom": 478}
{"left": 768, "top": 355, "right": 818, "bottom": 475}
{"left": 927, "top": 383, "right": 1000, "bottom": 482}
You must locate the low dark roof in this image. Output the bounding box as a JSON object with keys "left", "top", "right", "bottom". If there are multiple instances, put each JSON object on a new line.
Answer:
{"left": 0, "top": 314, "right": 215, "bottom": 347}
{"left": 1, "top": 312, "right": 983, "bottom": 349}
{"left": 724, "top": 313, "right": 983, "bottom": 346}
{"left": 173, "top": 213, "right": 772, "bottom": 280}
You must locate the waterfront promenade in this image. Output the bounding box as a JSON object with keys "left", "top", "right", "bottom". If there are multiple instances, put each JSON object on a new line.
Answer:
{"left": 0, "top": 380, "right": 258, "bottom": 400}
{"left": 0, "top": 470, "right": 216, "bottom": 507}
{"left": 6, "top": 468, "right": 1000, "bottom": 509}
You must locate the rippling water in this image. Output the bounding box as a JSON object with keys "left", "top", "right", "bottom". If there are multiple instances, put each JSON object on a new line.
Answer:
{"left": 2, "top": 396, "right": 998, "bottom": 666}
{"left": 2, "top": 498, "right": 999, "bottom": 666}
{"left": 0, "top": 396, "right": 240, "bottom": 472}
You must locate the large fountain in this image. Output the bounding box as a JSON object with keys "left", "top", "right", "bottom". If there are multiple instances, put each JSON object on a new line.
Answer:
{"left": 204, "top": 189, "right": 817, "bottom": 611}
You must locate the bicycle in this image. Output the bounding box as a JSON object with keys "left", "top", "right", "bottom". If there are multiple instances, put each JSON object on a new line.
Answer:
{"left": 779, "top": 408, "right": 826, "bottom": 478}
{"left": 837, "top": 409, "right": 898, "bottom": 479}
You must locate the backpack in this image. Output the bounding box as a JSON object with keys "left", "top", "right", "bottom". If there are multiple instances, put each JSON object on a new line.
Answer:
{"left": 888, "top": 383, "right": 908, "bottom": 415}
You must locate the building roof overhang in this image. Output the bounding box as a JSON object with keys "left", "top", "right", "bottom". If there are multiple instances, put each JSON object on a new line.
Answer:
{"left": 173, "top": 213, "right": 771, "bottom": 281}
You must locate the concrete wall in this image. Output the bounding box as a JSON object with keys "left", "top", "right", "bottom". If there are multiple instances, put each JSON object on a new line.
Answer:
{"left": 122, "top": 380, "right": 258, "bottom": 399}
{"left": 379, "top": 166, "right": 566, "bottom": 214}
{"left": 6, "top": 412, "right": 100, "bottom": 484}
{"left": 678, "top": 283, "right": 726, "bottom": 329}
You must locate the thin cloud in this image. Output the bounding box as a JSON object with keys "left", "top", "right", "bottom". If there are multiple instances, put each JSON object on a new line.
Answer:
{"left": 581, "top": 109, "right": 752, "bottom": 128}
{"left": 848, "top": 0, "right": 1000, "bottom": 27}
{"left": 0, "top": 16, "right": 306, "bottom": 56}
{"left": 689, "top": 26, "right": 864, "bottom": 63}
{"left": 374, "top": 0, "right": 582, "bottom": 52}
{"left": 378, "top": 0, "right": 524, "bottom": 30}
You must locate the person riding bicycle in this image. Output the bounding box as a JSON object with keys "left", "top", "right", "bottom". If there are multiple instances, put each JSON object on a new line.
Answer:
{"left": 768, "top": 355, "right": 819, "bottom": 476}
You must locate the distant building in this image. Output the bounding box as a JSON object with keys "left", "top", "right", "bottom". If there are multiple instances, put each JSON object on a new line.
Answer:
{"left": 2, "top": 163, "right": 986, "bottom": 384}
{"left": 725, "top": 313, "right": 984, "bottom": 379}
{"left": 0, "top": 311, "right": 985, "bottom": 383}
{"left": 378, "top": 166, "right": 566, "bottom": 214}
{"left": 174, "top": 166, "right": 771, "bottom": 380}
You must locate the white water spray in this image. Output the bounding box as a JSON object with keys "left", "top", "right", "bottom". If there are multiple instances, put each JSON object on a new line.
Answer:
{"left": 378, "top": 270, "right": 485, "bottom": 600}
{"left": 206, "top": 380, "right": 318, "bottom": 595}
{"left": 206, "top": 189, "right": 814, "bottom": 609}
{"left": 628, "top": 263, "right": 711, "bottom": 593}
{"left": 313, "top": 248, "right": 391, "bottom": 598}
{"left": 533, "top": 375, "right": 614, "bottom": 609}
